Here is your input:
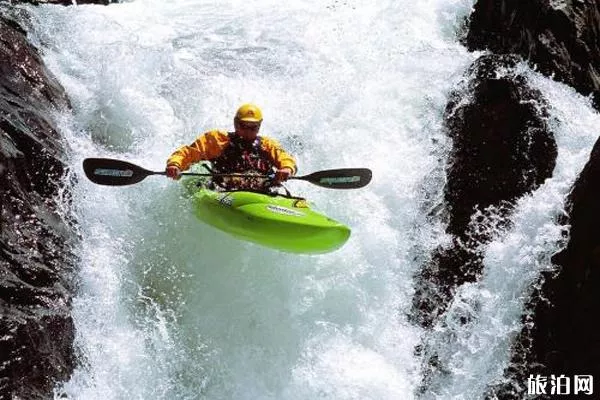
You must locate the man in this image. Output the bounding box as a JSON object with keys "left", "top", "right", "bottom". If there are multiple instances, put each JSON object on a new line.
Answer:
{"left": 166, "top": 103, "right": 296, "bottom": 191}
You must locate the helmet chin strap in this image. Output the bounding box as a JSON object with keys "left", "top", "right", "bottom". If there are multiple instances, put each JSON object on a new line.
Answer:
{"left": 234, "top": 131, "right": 259, "bottom": 141}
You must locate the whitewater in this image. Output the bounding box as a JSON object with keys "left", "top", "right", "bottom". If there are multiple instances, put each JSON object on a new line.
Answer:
{"left": 16, "top": 0, "right": 600, "bottom": 399}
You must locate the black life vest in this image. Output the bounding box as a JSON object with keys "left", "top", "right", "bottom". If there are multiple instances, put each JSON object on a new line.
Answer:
{"left": 210, "top": 132, "right": 274, "bottom": 174}
{"left": 209, "top": 133, "right": 275, "bottom": 191}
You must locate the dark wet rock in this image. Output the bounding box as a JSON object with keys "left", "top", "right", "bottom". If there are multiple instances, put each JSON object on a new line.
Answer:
{"left": 0, "top": 15, "right": 77, "bottom": 400}
{"left": 412, "top": 54, "right": 558, "bottom": 398}
{"left": 465, "top": 0, "right": 600, "bottom": 109}
{"left": 486, "top": 139, "right": 600, "bottom": 400}
{"left": 462, "top": 1, "right": 600, "bottom": 398}
{"left": 411, "top": 54, "right": 557, "bottom": 329}
{"left": 444, "top": 56, "right": 557, "bottom": 236}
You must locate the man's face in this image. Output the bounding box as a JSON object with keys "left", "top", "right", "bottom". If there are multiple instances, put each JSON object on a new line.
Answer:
{"left": 235, "top": 119, "right": 261, "bottom": 140}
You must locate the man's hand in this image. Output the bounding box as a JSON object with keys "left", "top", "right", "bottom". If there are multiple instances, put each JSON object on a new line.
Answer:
{"left": 166, "top": 165, "right": 182, "bottom": 180}
{"left": 273, "top": 167, "right": 293, "bottom": 185}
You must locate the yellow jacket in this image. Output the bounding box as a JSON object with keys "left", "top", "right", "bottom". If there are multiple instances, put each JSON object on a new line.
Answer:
{"left": 166, "top": 130, "right": 297, "bottom": 174}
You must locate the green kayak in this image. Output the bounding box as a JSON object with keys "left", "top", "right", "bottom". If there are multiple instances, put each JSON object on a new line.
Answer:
{"left": 184, "top": 179, "right": 351, "bottom": 254}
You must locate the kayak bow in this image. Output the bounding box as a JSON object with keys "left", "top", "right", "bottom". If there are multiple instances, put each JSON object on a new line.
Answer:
{"left": 186, "top": 179, "right": 351, "bottom": 254}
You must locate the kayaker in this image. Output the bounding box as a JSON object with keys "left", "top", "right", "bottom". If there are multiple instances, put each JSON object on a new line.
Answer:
{"left": 165, "top": 103, "right": 297, "bottom": 191}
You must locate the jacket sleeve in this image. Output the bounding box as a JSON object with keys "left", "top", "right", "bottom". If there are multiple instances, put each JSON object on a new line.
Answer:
{"left": 261, "top": 137, "right": 297, "bottom": 174}
{"left": 166, "top": 130, "right": 229, "bottom": 171}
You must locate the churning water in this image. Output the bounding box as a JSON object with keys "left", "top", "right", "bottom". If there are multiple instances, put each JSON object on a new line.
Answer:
{"left": 16, "top": 0, "right": 600, "bottom": 398}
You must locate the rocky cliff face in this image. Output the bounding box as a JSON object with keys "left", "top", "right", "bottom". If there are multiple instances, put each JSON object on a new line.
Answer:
{"left": 411, "top": 52, "right": 559, "bottom": 395}
{"left": 412, "top": 54, "right": 557, "bottom": 330}
{"left": 0, "top": 14, "right": 78, "bottom": 400}
{"left": 0, "top": 0, "right": 117, "bottom": 396}
{"left": 466, "top": 1, "right": 600, "bottom": 399}
{"left": 412, "top": 0, "right": 600, "bottom": 398}
{"left": 465, "top": 0, "right": 600, "bottom": 110}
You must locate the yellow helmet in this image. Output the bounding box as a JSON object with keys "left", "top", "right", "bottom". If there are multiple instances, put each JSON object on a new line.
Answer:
{"left": 235, "top": 103, "right": 263, "bottom": 122}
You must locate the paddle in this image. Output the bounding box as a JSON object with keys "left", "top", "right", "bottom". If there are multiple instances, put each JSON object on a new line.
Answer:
{"left": 82, "top": 158, "right": 372, "bottom": 189}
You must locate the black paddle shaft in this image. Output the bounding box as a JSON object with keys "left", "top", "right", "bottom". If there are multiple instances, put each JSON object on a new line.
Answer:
{"left": 83, "top": 158, "right": 372, "bottom": 189}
